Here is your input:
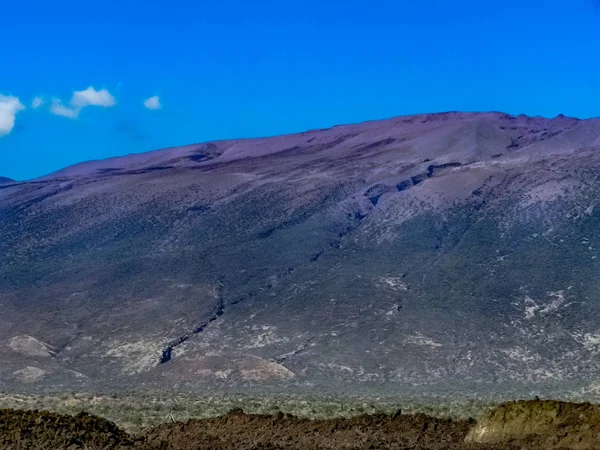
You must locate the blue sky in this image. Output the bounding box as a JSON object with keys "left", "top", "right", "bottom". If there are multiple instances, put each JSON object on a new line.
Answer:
{"left": 1, "top": 0, "right": 600, "bottom": 180}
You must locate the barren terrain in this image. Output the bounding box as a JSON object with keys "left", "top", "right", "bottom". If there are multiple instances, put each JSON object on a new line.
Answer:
{"left": 2, "top": 112, "right": 600, "bottom": 393}
{"left": 3, "top": 399, "right": 600, "bottom": 449}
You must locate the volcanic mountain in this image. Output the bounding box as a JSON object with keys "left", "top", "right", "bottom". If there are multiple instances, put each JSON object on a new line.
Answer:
{"left": 2, "top": 111, "right": 600, "bottom": 391}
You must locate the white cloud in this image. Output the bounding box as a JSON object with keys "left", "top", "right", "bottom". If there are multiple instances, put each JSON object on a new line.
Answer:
{"left": 0, "top": 95, "right": 25, "bottom": 137}
{"left": 50, "top": 86, "right": 116, "bottom": 119}
{"left": 70, "top": 87, "right": 116, "bottom": 108}
{"left": 144, "top": 95, "right": 161, "bottom": 110}
{"left": 50, "top": 98, "right": 79, "bottom": 119}
{"left": 31, "top": 96, "right": 44, "bottom": 109}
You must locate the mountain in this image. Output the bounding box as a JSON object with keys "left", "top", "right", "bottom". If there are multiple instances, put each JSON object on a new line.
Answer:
{"left": 2, "top": 111, "right": 600, "bottom": 391}
{"left": 0, "top": 177, "right": 14, "bottom": 185}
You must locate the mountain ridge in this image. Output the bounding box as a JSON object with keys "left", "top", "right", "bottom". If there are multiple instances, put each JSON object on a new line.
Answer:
{"left": 31, "top": 111, "right": 587, "bottom": 182}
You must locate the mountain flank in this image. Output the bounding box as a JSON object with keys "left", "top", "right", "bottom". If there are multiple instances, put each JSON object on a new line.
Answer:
{"left": 1, "top": 111, "right": 600, "bottom": 391}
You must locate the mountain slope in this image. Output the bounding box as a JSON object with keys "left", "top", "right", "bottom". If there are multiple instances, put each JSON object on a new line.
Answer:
{"left": 2, "top": 111, "right": 600, "bottom": 390}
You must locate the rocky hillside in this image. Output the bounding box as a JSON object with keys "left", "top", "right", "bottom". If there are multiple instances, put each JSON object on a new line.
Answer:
{"left": 1, "top": 111, "right": 600, "bottom": 390}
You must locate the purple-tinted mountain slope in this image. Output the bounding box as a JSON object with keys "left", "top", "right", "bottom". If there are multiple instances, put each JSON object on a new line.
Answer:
{"left": 2, "top": 112, "right": 600, "bottom": 392}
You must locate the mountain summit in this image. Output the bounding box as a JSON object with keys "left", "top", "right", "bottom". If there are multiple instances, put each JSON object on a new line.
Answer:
{"left": 2, "top": 112, "right": 600, "bottom": 390}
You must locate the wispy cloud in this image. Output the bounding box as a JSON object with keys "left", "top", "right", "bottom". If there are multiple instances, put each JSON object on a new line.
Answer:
{"left": 31, "top": 96, "right": 44, "bottom": 109}
{"left": 71, "top": 87, "right": 116, "bottom": 108}
{"left": 0, "top": 95, "right": 25, "bottom": 138}
{"left": 144, "top": 95, "right": 161, "bottom": 110}
{"left": 50, "top": 99, "right": 79, "bottom": 119}
{"left": 50, "top": 86, "right": 117, "bottom": 119}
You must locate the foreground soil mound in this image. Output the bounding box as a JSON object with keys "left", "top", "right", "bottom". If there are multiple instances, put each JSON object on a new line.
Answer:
{"left": 0, "top": 408, "right": 134, "bottom": 449}
{"left": 142, "top": 408, "right": 490, "bottom": 450}
{"left": 0, "top": 407, "right": 509, "bottom": 450}
{"left": 466, "top": 400, "right": 600, "bottom": 449}
{"left": 6, "top": 401, "right": 600, "bottom": 449}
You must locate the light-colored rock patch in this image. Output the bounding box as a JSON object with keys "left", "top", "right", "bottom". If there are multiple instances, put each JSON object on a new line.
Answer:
{"left": 523, "top": 290, "right": 568, "bottom": 320}
{"left": 325, "top": 363, "right": 354, "bottom": 373}
{"left": 240, "top": 356, "right": 295, "bottom": 381}
{"left": 572, "top": 332, "right": 600, "bottom": 353}
{"left": 13, "top": 366, "right": 49, "bottom": 383}
{"left": 518, "top": 180, "right": 579, "bottom": 208}
{"left": 9, "top": 336, "right": 55, "bottom": 358}
{"left": 105, "top": 340, "right": 163, "bottom": 375}
{"left": 244, "top": 325, "right": 289, "bottom": 349}
{"left": 501, "top": 346, "right": 541, "bottom": 363}
{"left": 377, "top": 276, "right": 408, "bottom": 291}
{"left": 404, "top": 333, "right": 442, "bottom": 348}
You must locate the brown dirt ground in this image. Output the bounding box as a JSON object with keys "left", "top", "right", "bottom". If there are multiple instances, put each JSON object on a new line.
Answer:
{"left": 0, "top": 408, "right": 134, "bottom": 450}
{"left": 0, "top": 403, "right": 591, "bottom": 450}
{"left": 140, "top": 408, "right": 517, "bottom": 450}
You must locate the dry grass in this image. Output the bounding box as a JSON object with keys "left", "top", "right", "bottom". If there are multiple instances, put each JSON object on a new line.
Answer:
{"left": 0, "top": 391, "right": 497, "bottom": 432}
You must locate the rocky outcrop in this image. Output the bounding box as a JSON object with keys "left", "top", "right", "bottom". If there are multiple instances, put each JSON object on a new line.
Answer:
{"left": 466, "top": 400, "right": 600, "bottom": 449}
